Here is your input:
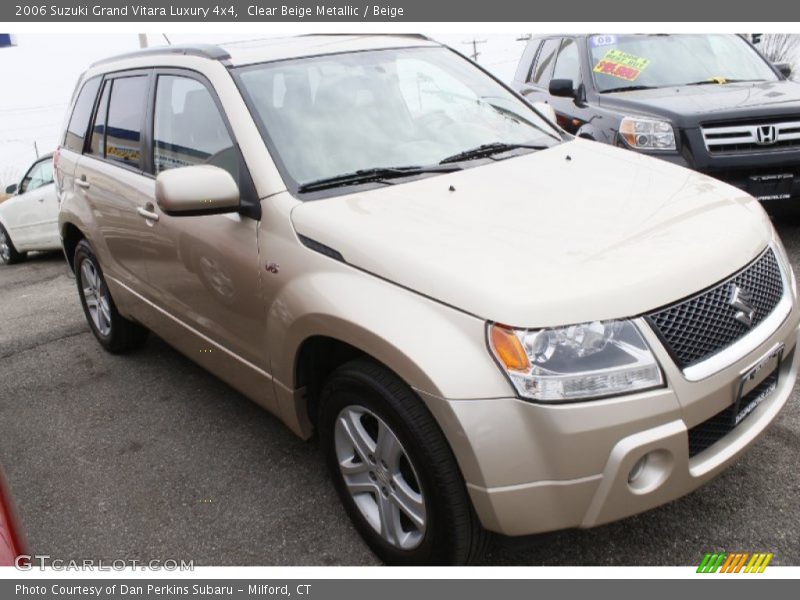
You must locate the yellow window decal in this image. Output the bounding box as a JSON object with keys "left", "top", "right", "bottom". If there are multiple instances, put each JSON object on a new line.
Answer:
{"left": 593, "top": 49, "right": 651, "bottom": 82}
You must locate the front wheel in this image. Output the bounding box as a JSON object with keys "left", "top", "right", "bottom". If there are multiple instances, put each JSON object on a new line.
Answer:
{"left": 74, "top": 239, "right": 149, "bottom": 353}
{"left": 319, "top": 358, "right": 489, "bottom": 565}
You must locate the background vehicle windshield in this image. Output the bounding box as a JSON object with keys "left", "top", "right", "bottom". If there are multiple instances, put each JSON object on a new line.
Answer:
{"left": 236, "top": 46, "right": 560, "bottom": 189}
{"left": 589, "top": 34, "right": 779, "bottom": 92}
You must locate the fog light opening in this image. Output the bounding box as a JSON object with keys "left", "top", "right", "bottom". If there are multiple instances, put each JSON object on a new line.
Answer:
{"left": 628, "top": 455, "right": 648, "bottom": 484}
{"left": 627, "top": 449, "right": 673, "bottom": 494}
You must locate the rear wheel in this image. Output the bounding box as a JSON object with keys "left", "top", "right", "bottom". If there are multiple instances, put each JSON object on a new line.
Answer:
{"left": 0, "top": 224, "right": 26, "bottom": 265}
{"left": 319, "top": 358, "right": 489, "bottom": 565}
{"left": 74, "top": 239, "right": 148, "bottom": 353}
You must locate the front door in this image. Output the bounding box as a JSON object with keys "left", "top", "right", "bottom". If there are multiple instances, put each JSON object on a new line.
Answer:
{"left": 141, "top": 71, "right": 266, "bottom": 370}
{"left": 4, "top": 159, "right": 57, "bottom": 248}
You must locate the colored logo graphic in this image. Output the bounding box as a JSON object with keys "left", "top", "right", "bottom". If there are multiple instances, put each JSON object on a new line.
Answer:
{"left": 697, "top": 552, "right": 773, "bottom": 573}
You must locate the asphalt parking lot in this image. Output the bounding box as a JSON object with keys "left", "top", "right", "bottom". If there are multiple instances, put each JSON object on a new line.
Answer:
{"left": 1, "top": 220, "right": 800, "bottom": 566}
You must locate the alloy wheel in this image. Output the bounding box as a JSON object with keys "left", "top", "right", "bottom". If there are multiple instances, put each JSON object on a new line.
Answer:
{"left": 0, "top": 229, "right": 10, "bottom": 263}
{"left": 334, "top": 405, "right": 427, "bottom": 550}
{"left": 80, "top": 259, "right": 112, "bottom": 336}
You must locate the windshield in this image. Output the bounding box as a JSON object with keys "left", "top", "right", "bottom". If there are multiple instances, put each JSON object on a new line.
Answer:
{"left": 235, "top": 46, "right": 560, "bottom": 192}
{"left": 589, "top": 34, "right": 778, "bottom": 92}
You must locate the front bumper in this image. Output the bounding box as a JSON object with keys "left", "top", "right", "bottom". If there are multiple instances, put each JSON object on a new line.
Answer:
{"left": 422, "top": 308, "right": 800, "bottom": 537}
{"left": 640, "top": 136, "right": 800, "bottom": 202}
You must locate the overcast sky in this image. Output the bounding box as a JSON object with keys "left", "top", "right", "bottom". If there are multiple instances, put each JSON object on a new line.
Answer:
{"left": 0, "top": 33, "right": 523, "bottom": 187}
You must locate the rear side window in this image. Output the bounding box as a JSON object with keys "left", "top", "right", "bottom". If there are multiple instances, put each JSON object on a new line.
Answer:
{"left": 63, "top": 77, "right": 101, "bottom": 153}
{"left": 105, "top": 75, "right": 149, "bottom": 169}
{"left": 153, "top": 75, "right": 238, "bottom": 181}
{"left": 529, "top": 38, "right": 560, "bottom": 86}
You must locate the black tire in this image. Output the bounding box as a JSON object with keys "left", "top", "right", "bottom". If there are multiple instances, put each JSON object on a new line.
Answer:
{"left": 0, "top": 223, "right": 27, "bottom": 265}
{"left": 74, "top": 239, "right": 149, "bottom": 353}
{"left": 319, "top": 358, "right": 490, "bottom": 565}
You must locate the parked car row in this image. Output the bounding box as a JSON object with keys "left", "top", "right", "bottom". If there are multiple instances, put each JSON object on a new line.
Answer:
{"left": 2, "top": 34, "right": 798, "bottom": 268}
{"left": 46, "top": 34, "right": 799, "bottom": 565}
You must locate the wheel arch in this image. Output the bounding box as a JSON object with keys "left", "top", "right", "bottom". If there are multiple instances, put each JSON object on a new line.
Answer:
{"left": 267, "top": 270, "right": 511, "bottom": 439}
{"left": 60, "top": 221, "right": 86, "bottom": 272}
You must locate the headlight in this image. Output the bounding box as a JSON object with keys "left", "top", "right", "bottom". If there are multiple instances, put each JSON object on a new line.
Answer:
{"left": 488, "top": 320, "right": 663, "bottom": 402}
{"left": 771, "top": 236, "right": 797, "bottom": 299}
{"left": 619, "top": 117, "right": 676, "bottom": 150}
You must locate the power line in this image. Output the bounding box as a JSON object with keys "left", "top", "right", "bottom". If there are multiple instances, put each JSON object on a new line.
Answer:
{"left": 0, "top": 102, "right": 66, "bottom": 114}
{"left": 0, "top": 121, "right": 62, "bottom": 134}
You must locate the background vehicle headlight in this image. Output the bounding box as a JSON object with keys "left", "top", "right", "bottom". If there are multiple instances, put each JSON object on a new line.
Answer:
{"left": 619, "top": 117, "right": 676, "bottom": 150}
{"left": 488, "top": 320, "right": 663, "bottom": 402}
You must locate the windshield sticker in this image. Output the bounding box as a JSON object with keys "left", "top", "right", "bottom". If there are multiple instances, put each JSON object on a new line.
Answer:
{"left": 593, "top": 49, "right": 650, "bottom": 81}
{"left": 590, "top": 35, "right": 617, "bottom": 47}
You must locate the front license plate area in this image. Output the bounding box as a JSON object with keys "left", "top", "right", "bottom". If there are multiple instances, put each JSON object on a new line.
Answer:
{"left": 733, "top": 344, "right": 783, "bottom": 426}
{"left": 748, "top": 173, "right": 793, "bottom": 201}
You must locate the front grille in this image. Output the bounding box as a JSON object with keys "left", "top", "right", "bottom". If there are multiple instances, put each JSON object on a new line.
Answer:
{"left": 646, "top": 249, "right": 784, "bottom": 369}
{"left": 701, "top": 118, "right": 800, "bottom": 154}
{"left": 687, "top": 367, "right": 778, "bottom": 458}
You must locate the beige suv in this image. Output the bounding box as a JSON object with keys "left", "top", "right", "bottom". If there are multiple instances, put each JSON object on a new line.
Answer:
{"left": 56, "top": 35, "right": 799, "bottom": 565}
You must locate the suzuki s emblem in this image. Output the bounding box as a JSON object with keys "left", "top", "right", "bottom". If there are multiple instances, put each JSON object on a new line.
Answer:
{"left": 730, "top": 284, "right": 756, "bottom": 327}
{"left": 756, "top": 125, "right": 778, "bottom": 145}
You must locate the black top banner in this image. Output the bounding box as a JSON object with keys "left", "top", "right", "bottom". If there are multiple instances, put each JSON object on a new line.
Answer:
{"left": 2, "top": 0, "right": 800, "bottom": 22}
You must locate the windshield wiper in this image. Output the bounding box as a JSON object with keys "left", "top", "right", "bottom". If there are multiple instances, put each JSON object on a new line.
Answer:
{"left": 600, "top": 85, "right": 659, "bottom": 94}
{"left": 684, "top": 78, "right": 763, "bottom": 86}
{"left": 439, "top": 142, "right": 548, "bottom": 164}
{"left": 297, "top": 165, "right": 462, "bottom": 193}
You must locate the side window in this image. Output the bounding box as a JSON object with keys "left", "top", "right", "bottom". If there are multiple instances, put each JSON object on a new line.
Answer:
{"left": 105, "top": 75, "right": 148, "bottom": 169}
{"left": 63, "top": 77, "right": 101, "bottom": 153}
{"left": 153, "top": 75, "right": 238, "bottom": 181}
{"left": 529, "top": 38, "right": 560, "bottom": 87}
{"left": 18, "top": 161, "right": 52, "bottom": 195}
{"left": 89, "top": 81, "right": 111, "bottom": 157}
{"left": 552, "top": 38, "right": 581, "bottom": 83}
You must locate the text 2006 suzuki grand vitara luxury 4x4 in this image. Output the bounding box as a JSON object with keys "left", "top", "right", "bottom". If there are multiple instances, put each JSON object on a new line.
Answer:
{"left": 56, "top": 35, "right": 799, "bottom": 565}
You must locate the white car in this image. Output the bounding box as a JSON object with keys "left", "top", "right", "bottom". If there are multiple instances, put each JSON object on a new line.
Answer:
{"left": 0, "top": 154, "right": 60, "bottom": 264}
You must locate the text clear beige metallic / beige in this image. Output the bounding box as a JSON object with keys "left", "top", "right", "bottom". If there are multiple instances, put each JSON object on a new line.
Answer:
{"left": 55, "top": 35, "right": 799, "bottom": 565}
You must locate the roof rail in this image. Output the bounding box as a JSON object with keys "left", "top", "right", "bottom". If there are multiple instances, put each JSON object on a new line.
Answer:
{"left": 90, "top": 43, "right": 230, "bottom": 67}
{"left": 297, "top": 33, "right": 434, "bottom": 43}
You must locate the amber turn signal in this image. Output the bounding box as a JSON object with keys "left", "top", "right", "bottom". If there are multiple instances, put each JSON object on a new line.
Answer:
{"left": 489, "top": 324, "right": 530, "bottom": 372}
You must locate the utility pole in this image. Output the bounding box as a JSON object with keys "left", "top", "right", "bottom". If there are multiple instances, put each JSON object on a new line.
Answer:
{"left": 33, "top": 140, "right": 39, "bottom": 159}
{"left": 462, "top": 38, "right": 487, "bottom": 62}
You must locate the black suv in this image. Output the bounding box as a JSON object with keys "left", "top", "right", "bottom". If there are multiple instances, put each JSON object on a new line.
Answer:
{"left": 513, "top": 34, "right": 800, "bottom": 205}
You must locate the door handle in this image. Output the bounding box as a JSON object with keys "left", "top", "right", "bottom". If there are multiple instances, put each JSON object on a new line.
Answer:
{"left": 75, "top": 177, "right": 90, "bottom": 189}
{"left": 137, "top": 206, "right": 160, "bottom": 222}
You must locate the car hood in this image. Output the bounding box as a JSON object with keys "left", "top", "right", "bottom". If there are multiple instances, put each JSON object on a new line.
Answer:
{"left": 290, "top": 139, "right": 773, "bottom": 328}
{"left": 598, "top": 80, "right": 800, "bottom": 127}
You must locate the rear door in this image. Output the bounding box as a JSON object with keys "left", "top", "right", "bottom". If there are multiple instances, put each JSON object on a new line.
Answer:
{"left": 75, "top": 70, "right": 155, "bottom": 292}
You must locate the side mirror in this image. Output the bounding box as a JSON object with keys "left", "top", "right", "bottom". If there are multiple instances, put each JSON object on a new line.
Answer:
{"left": 532, "top": 101, "right": 558, "bottom": 126}
{"left": 549, "top": 78, "right": 576, "bottom": 98}
{"left": 155, "top": 165, "right": 240, "bottom": 216}
{"left": 4, "top": 184, "right": 17, "bottom": 195}
{"left": 774, "top": 62, "right": 793, "bottom": 78}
